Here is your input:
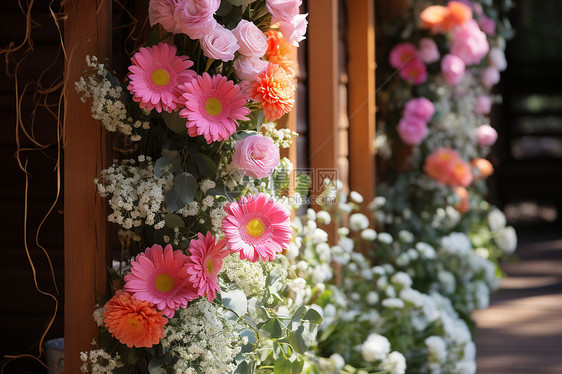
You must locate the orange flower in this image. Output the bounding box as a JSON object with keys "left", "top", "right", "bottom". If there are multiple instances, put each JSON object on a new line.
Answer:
{"left": 424, "top": 147, "right": 472, "bottom": 187}
{"left": 449, "top": 158, "right": 473, "bottom": 187}
{"left": 103, "top": 291, "right": 167, "bottom": 348}
{"left": 447, "top": 1, "right": 472, "bottom": 26}
{"left": 420, "top": 5, "right": 450, "bottom": 32}
{"left": 420, "top": 2, "right": 472, "bottom": 33}
{"left": 251, "top": 63, "right": 295, "bottom": 121}
{"left": 472, "top": 157, "right": 494, "bottom": 180}
{"left": 453, "top": 186, "right": 470, "bottom": 214}
{"left": 265, "top": 30, "right": 296, "bottom": 75}
{"left": 424, "top": 147, "right": 458, "bottom": 184}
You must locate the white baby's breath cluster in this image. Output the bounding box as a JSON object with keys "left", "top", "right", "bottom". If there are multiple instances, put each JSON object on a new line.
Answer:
{"left": 80, "top": 349, "right": 124, "bottom": 374}
{"left": 94, "top": 157, "right": 173, "bottom": 236}
{"left": 75, "top": 55, "right": 150, "bottom": 141}
{"left": 220, "top": 254, "right": 267, "bottom": 296}
{"left": 162, "top": 300, "right": 241, "bottom": 374}
{"left": 261, "top": 122, "right": 298, "bottom": 148}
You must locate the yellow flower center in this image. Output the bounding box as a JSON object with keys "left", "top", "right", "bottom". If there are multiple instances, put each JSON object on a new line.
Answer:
{"left": 154, "top": 273, "right": 175, "bottom": 293}
{"left": 205, "top": 258, "right": 214, "bottom": 275}
{"left": 246, "top": 218, "right": 266, "bottom": 238}
{"left": 205, "top": 97, "right": 223, "bottom": 116}
{"left": 127, "top": 317, "right": 142, "bottom": 332}
{"left": 151, "top": 68, "right": 171, "bottom": 86}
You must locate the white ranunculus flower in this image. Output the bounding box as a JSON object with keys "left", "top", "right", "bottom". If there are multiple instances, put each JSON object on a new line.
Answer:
{"left": 361, "top": 333, "right": 391, "bottom": 362}
{"left": 349, "top": 213, "right": 370, "bottom": 231}
{"left": 361, "top": 228, "right": 377, "bottom": 241}
{"left": 487, "top": 208, "right": 507, "bottom": 231}
{"left": 440, "top": 232, "right": 472, "bottom": 256}
{"left": 425, "top": 336, "right": 447, "bottom": 363}
{"left": 316, "top": 210, "right": 331, "bottom": 225}
{"left": 496, "top": 226, "right": 517, "bottom": 254}
{"left": 381, "top": 351, "right": 407, "bottom": 374}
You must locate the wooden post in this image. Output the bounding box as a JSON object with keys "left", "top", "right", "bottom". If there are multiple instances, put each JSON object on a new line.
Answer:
{"left": 64, "top": 1, "right": 111, "bottom": 372}
{"left": 347, "top": 0, "right": 376, "bottom": 205}
{"left": 308, "top": 0, "right": 339, "bottom": 195}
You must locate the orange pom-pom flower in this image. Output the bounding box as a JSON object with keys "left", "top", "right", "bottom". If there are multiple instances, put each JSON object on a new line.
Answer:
{"left": 103, "top": 291, "right": 167, "bottom": 348}
{"left": 265, "top": 30, "right": 296, "bottom": 75}
{"left": 251, "top": 63, "right": 295, "bottom": 121}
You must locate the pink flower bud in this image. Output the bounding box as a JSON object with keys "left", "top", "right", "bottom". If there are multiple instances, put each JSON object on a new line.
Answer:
{"left": 441, "top": 54, "right": 465, "bottom": 84}
{"left": 232, "top": 20, "right": 268, "bottom": 58}
{"left": 404, "top": 97, "right": 435, "bottom": 122}
{"left": 418, "top": 38, "right": 440, "bottom": 64}
{"left": 397, "top": 115, "right": 428, "bottom": 145}
{"left": 475, "top": 124, "right": 498, "bottom": 146}
{"left": 232, "top": 135, "right": 281, "bottom": 179}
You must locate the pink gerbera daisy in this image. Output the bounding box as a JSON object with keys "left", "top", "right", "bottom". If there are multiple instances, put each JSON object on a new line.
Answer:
{"left": 124, "top": 244, "right": 197, "bottom": 318}
{"left": 179, "top": 73, "right": 250, "bottom": 144}
{"left": 127, "top": 42, "right": 196, "bottom": 113}
{"left": 185, "top": 232, "right": 229, "bottom": 301}
{"left": 222, "top": 193, "right": 293, "bottom": 262}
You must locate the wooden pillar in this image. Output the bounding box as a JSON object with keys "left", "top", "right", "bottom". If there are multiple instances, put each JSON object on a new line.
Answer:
{"left": 347, "top": 0, "right": 376, "bottom": 204}
{"left": 64, "top": 1, "right": 111, "bottom": 372}
{"left": 308, "top": 0, "right": 340, "bottom": 195}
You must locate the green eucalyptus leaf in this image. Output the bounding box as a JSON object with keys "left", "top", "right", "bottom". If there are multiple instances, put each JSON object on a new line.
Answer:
{"left": 291, "top": 305, "right": 307, "bottom": 323}
{"left": 302, "top": 308, "right": 323, "bottom": 324}
{"left": 233, "top": 361, "right": 249, "bottom": 374}
{"left": 165, "top": 189, "right": 181, "bottom": 212}
{"left": 163, "top": 213, "right": 185, "bottom": 229}
{"left": 239, "top": 329, "right": 257, "bottom": 353}
{"left": 161, "top": 111, "right": 188, "bottom": 133}
{"left": 221, "top": 289, "right": 247, "bottom": 316}
{"left": 256, "top": 110, "right": 264, "bottom": 131}
{"left": 154, "top": 156, "right": 181, "bottom": 178}
{"left": 216, "top": 0, "right": 233, "bottom": 16}
{"left": 174, "top": 172, "right": 198, "bottom": 204}
{"left": 274, "top": 357, "right": 292, "bottom": 374}
{"left": 195, "top": 152, "right": 218, "bottom": 177}
{"left": 259, "top": 318, "right": 284, "bottom": 339}
{"left": 288, "top": 325, "right": 311, "bottom": 354}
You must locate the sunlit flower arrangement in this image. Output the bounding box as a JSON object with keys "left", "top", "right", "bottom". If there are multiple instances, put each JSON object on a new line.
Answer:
{"left": 78, "top": 0, "right": 317, "bottom": 372}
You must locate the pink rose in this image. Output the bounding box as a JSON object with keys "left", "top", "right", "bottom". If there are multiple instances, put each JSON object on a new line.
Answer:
{"left": 234, "top": 56, "right": 269, "bottom": 81}
{"left": 450, "top": 19, "right": 489, "bottom": 65}
{"left": 488, "top": 47, "right": 507, "bottom": 71}
{"left": 418, "top": 38, "right": 440, "bottom": 64}
{"left": 478, "top": 15, "right": 495, "bottom": 35}
{"left": 266, "top": 0, "right": 302, "bottom": 24}
{"left": 404, "top": 97, "right": 435, "bottom": 122}
{"left": 481, "top": 66, "right": 500, "bottom": 88}
{"left": 474, "top": 95, "right": 492, "bottom": 115}
{"left": 279, "top": 13, "right": 308, "bottom": 47}
{"left": 475, "top": 124, "right": 498, "bottom": 146}
{"left": 232, "top": 135, "right": 280, "bottom": 179}
{"left": 232, "top": 20, "right": 268, "bottom": 57}
{"left": 397, "top": 116, "right": 428, "bottom": 145}
{"left": 389, "top": 42, "right": 418, "bottom": 69}
{"left": 149, "top": 0, "right": 178, "bottom": 33}
{"left": 399, "top": 59, "right": 427, "bottom": 85}
{"left": 441, "top": 54, "right": 465, "bottom": 84}
{"left": 201, "top": 24, "right": 240, "bottom": 62}
{"left": 174, "top": 0, "right": 220, "bottom": 40}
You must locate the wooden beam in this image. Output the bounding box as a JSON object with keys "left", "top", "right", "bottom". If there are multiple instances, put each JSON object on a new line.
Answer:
{"left": 347, "top": 0, "right": 376, "bottom": 205}
{"left": 308, "top": 0, "right": 339, "bottom": 196}
{"left": 64, "top": 1, "right": 111, "bottom": 372}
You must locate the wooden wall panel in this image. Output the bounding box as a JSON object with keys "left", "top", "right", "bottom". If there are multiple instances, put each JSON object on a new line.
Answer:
{"left": 347, "top": 0, "right": 376, "bottom": 204}
{"left": 63, "top": 1, "right": 111, "bottom": 373}
{"left": 308, "top": 0, "right": 341, "bottom": 196}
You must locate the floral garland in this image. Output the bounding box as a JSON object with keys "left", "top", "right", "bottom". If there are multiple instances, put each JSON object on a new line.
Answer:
{"left": 77, "top": 1, "right": 516, "bottom": 373}
{"left": 78, "top": 1, "right": 317, "bottom": 373}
